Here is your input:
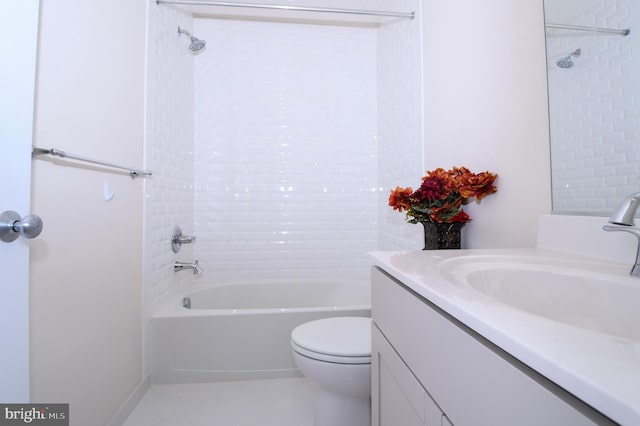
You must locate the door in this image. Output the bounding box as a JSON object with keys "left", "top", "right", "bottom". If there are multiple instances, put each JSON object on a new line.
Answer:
{"left": 0, "top": 0, "right": 40, "bottom": 402}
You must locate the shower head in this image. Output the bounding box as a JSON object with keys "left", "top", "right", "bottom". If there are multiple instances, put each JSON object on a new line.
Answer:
{"left": 178, "top": 27, "right": 206, "bottom": 52}
{"left": 189, "top": 38, "right": 206, "bottom": 52}
{"left": 556, "top": 48, "right": 582, "bottom": 69}
{"left": 556, "top": 57, "right": 574, "bottom": 68}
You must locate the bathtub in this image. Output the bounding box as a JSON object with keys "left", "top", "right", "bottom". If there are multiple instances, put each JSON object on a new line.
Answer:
{"left": 151, "top": 280, "right": 371, "bottom": 384}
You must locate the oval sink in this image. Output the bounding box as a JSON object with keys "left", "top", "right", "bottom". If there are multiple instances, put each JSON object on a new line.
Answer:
{"left": 439, "top": 256, "right": 640, "bottom": 341}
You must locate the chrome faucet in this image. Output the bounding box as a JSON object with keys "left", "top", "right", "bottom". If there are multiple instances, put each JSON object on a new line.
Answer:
{"left": 603, "top": 191, "right": 640, "bottom": 276}
{"left": 174, "top": 260, "right": 202, "bottom": 275}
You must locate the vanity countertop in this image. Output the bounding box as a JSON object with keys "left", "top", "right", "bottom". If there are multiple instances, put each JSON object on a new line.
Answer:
{"left": 370, "top": 248, "right": 640, "bottom": 426}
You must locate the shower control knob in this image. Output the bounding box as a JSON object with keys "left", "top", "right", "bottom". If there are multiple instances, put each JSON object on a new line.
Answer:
{"left": 171, "top": 226, "right": 196, "bottom": 253}
{"left": 0, "top": 210, "right": 44, "bottom": 242}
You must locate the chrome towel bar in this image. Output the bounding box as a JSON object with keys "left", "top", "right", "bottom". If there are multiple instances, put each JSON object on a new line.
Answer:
{"left": 545, "top": 23, "right": 630, "bottom": 36}
{"left": 32, "top": 147, "right": 152, "bottom": 179}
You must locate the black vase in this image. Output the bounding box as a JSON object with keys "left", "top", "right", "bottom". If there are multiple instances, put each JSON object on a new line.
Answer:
{"left": 421, "top": 222, "right": 464, "bottom": 250}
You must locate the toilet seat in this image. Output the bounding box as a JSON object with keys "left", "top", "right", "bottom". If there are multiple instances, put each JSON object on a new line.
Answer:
{"left": 291, "top": 340, "right": 371, "bottom": 364}
{"left": 291, "top": 317, "right": 371, "bottom": 364}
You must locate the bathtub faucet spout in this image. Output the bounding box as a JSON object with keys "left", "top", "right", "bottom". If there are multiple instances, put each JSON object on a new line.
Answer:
{"left": 174, "top": 260, "right": 202, "bottom": 275}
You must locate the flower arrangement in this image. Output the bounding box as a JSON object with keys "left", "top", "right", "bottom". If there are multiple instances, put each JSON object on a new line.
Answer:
{"left": 389, "top": 166, "right": 498, "bottom": 224}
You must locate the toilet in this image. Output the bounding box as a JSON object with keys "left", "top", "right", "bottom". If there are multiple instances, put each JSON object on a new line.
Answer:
{"left": 290, "top": 316, "right": 371, "bottom": 426}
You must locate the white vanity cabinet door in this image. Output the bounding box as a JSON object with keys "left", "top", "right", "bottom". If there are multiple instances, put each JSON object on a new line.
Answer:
{"left": 372, "top": 325, "right": 444, "bottom": 426}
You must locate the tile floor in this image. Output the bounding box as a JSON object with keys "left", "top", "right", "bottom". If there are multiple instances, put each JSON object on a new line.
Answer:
{"left": 123, "top": 377, "right": 318, "bottom": 426}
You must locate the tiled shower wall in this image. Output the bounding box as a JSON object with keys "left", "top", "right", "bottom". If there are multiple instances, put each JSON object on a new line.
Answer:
{"left": 145, "top": 4, "right": 196, "bottom": 306}
{"left": 146, "top": 1, "right": 423, "bottom": 304}
{"left": 547, "top": 0, "right": 639, "bottom": 212}
{"left": 376, "top": 0, "right": 424, "bottom": 250}
{"left": 192, "top": 19, "right": 378, "bottom": 284}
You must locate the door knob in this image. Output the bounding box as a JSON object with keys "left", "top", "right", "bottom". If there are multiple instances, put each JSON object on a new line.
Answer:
{"left": 0, "top": 210, "right": 44, "bottom": 242}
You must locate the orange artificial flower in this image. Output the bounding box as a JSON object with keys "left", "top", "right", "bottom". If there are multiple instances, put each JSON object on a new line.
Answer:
{"left": 388, "top": 186, "right": 413, "bottom": 212}
{"left": 390, "top": 166, "right": 497, "bottom": 224}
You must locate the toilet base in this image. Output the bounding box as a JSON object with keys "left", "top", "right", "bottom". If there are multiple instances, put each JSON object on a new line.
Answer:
{"left": 315, "top": 388, "right": 371, "bottom": 426}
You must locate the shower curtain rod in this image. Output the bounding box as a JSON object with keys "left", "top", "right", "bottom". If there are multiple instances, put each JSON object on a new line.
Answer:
{"left": 546, "top": 23, "right": 630, "bottom": 36}
{"left": 156, "top": 0, "right": 415, "bottom": 20}
{"left": 32, "top": 147, "right": 152, "bottom": 179}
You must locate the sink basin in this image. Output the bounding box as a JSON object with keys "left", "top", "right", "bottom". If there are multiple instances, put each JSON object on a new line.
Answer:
{"left": 439, "top": 256, "right": 640, "bottom": 341}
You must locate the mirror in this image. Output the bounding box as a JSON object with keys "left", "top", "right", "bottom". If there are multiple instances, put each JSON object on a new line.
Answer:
{"left": 544, "top": 0, "right": 639, "bottom": 215}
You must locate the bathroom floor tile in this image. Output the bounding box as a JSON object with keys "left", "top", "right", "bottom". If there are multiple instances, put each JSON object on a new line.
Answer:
{"left": 123, "top": 377, "right": 317, "bottom": 426}
{"left": 271, "top": 378, "right": 318, "bottom": 425}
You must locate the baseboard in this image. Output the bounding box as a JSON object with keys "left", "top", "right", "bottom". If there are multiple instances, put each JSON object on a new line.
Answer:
{"left": 107, "top": 375, "right": 150, "bottom": 426}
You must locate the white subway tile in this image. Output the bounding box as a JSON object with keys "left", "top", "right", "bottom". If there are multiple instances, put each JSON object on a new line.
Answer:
{"left": 147, "top": 2, "right": 422, "bottom": 297}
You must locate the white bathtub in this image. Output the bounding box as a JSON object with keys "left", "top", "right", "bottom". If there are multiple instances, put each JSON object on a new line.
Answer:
{"left": 151, "top": 280, "right": 371, "bottom": 384}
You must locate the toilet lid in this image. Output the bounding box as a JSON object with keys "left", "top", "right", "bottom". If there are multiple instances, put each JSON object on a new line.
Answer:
{"left": 291, "top": 317, "right": 371, "bottom": 357}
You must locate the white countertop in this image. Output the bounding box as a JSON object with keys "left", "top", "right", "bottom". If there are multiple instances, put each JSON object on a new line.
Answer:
{"left": 370, "top": 248, "right": 640, "bottom": 426}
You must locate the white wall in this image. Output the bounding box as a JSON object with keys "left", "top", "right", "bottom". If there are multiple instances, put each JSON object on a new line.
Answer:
{"left": 421, "top": 0, "right": 552, "bottom": 248}
{"left": 30, "top": 1, "right": 146, "bottom": 424}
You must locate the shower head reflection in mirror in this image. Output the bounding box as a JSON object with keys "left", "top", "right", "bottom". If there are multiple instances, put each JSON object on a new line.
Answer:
{"left": 556, "top": 48, "right": 582, "bottom": 68}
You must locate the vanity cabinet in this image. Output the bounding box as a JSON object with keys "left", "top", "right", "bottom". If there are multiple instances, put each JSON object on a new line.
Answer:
{"left": 371, "top": 266, "right": 615, "bottom": 426}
